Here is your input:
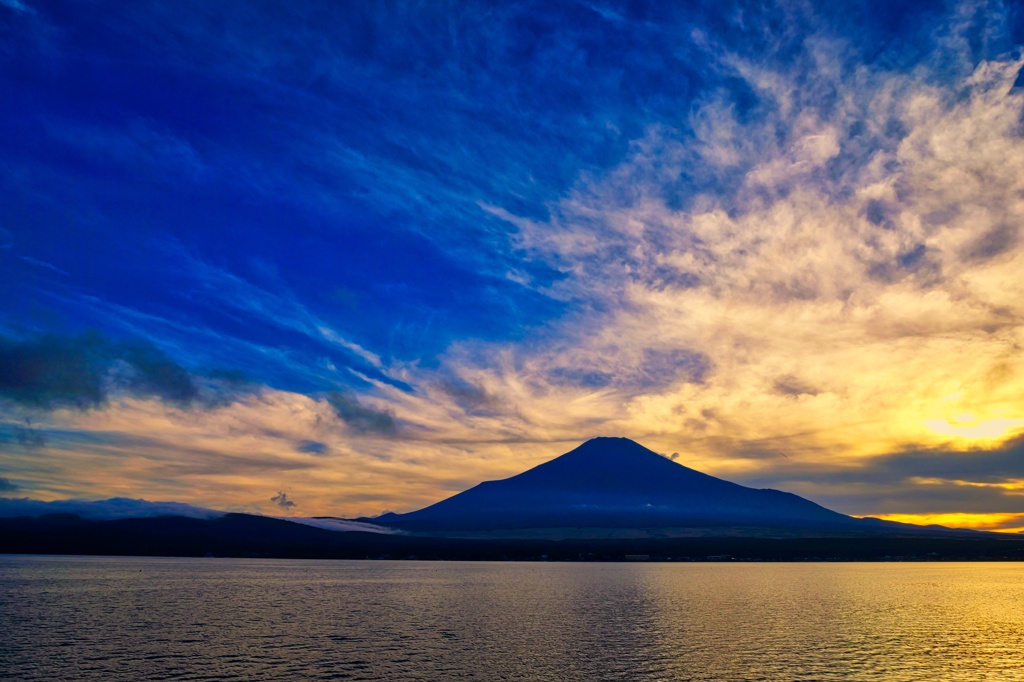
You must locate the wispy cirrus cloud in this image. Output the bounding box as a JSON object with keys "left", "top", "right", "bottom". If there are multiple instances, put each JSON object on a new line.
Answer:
{"left": 457, "top": 6, "right": 1024, "bottom": 444}
{"left": 0, "top": 0, "right": 33, "bottom": 14}
{"left": 0, "top": 388, "right": 549, "bottom": 517}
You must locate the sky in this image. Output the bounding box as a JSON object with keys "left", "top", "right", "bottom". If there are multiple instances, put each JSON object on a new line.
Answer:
{"left": 2, "top": 0, "right": 1024, "bottom": 532}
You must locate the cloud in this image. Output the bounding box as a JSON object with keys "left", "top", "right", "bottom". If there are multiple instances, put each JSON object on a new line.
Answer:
{"left": 962, "top": 223, "right": 1018, "bottom": 262}
{"left": 324, "top": 391, "right": 397, "bottom": 436}
{"left": 437, "top": 379, "right": 500, "bottom": 415}
{"left": 548, "top": 367, "right": 614, "bottom": 389}
{"left": 13, "top": 423, "right": 45, "bottom": 448}
{"left": 42, "top": 117, "right": 206, "bottom": 181}
{"left": 296, "top": 439, "right": 328, "bottom": 455}
{"left": 270, "top": 491, "right": 296, "bottom": 509}
{"left": 0, "top": 477, "right": 18, "bottom": 492}
{"left": 628, "top": 348, "right": 711, "bottom": 389}
{"left": 177, "top": 249, "right": 391, "bottom": 376}
{"left": 0, "top": 333, "right": 108, "bottom": 409}
{"left": 460, "top": 5, "right": 1024, "bottom": 448}
{"left": 736, "top": 434, "right": 1024, "bottom": 516}
{"left": 17, "top": 255, "right": 68, "bottom": 275}
{"left": 0, "top": 333, "right": 200, "bottom": 409}
{"left": 0, "top": 0, "right": 34, "bottom": 14}
{"left": 838, "top": 437, "right": 1024, "bottom": 492}
{"left": 772, "top": 375, "right": 820, "bottom": 398}
{"left": 866, "top": 512, "right": 1024, "bottom": 533}
{"left": 3, "top": 0, "right": 1024, "bottom": 528}
{"left": 295, "top": 1, "right": 1024, "bottom": 526}
{"left": 0, "top": 332, "right": 262, "bottom": 412}
{"left": 280, "top": 516, "right": 400, "bottom": 534}
{"left": 115, "top": 342, "right": 200, "bottom": 406}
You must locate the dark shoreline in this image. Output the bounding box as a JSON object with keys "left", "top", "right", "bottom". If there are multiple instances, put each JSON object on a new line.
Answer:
{"left": 4, "top": 513, "right": 1024, "bottom": 562}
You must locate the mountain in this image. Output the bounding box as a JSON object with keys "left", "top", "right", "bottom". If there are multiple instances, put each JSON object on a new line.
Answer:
{"left": 4, "top": 438, "right": 1011, "bottom": 560}
{"left": 0, "top": 512, "right": 446, "bottom": 558}
{"left": 0, "top": 496, "right": 224, "bottom": 521}
{"left": 0, "top": 497, "right": 396, "bottom": 534}
{"left": 3, "top": 437, "right": 1018, "bottom": 558}
{"left": 371, "top": 437, "right": 910, "bottom": 536}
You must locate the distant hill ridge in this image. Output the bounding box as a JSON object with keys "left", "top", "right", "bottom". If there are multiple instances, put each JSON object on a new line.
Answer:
{"left": 370, "top": 437, "right": 866, "bottom": 534}
{"left": 3, "top": 438, "right": 1009, "bottom": 558}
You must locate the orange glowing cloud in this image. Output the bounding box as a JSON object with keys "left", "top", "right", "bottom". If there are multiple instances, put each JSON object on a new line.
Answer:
{"left": 868, "top": 512, "right": 1024, "bottom": 534}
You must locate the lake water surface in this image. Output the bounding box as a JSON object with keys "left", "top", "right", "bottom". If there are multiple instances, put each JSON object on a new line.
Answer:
{"left": 2, "top": 556, "right": 1023, "bottom": 680}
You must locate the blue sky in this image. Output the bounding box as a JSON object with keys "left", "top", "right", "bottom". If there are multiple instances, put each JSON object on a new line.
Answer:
{"left": 3, "top": 0, "right": 1024, "bottom": 530}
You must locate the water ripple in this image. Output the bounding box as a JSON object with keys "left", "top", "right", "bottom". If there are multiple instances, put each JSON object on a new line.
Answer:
{"left": 2, "top": 557, "right": 1024, "bottom": 681}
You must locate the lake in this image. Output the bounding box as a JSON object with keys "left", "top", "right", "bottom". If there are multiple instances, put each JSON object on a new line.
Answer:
{"left": 2, "top": 556, "right": 1023, "bottom": 680}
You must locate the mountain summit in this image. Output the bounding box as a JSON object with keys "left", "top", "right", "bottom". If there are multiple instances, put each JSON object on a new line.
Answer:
{"left": 372, "top": 437, "right": 860, "bottom": 534}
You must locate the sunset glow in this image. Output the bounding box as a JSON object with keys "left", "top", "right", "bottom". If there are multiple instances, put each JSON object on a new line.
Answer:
{"left": 868, "top": 512, "right": 1024, "bottom": 534}
{"left": 923, "top": 416, "right": 1024, "bottom": 443}
{"left": 2, "top": 0, "right": 1024, "bottom": 531}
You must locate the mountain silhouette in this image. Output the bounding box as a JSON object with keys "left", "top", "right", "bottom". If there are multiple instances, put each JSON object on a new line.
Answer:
{"left": 2, "top": 439, "right": 1002, "bottom": 558}
{"left": 372, "top": 437, "right": 870, "bottom": 534}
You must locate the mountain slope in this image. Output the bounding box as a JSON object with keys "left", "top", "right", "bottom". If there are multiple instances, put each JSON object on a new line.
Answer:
{"left": 372, "top": 437, "right": 867, "bottom": 533}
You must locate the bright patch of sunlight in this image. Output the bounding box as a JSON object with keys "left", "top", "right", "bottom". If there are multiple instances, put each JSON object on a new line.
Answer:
{"left": 923, "top": 415, "right": 1024, "bottom": 442}
{"left": 868, "top": 512, "right": 1024, "bottom": 533}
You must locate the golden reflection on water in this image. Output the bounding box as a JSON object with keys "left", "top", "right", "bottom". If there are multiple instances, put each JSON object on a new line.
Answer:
{"left": 3, "top": 557, "right": 1024, "bottom": 681}
{"left": 644, "top": 563, "right": 1024, "bottom": 680}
